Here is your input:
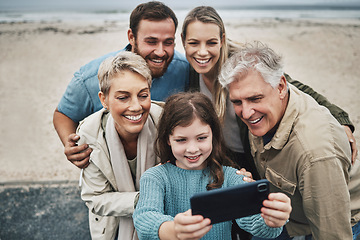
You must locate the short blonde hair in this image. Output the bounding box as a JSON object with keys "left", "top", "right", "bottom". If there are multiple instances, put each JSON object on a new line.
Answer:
{"left": 98, "top": 51, "right": 152, "bottom": 96}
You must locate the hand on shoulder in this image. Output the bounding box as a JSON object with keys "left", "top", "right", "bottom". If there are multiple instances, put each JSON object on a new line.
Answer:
{"left": 64, "top": 133, "right": 92, "bottom": 169}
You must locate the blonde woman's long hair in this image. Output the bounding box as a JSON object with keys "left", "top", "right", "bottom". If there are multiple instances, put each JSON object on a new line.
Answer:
{"left": 182, "top": 6, "right": 242, "bottom": 123}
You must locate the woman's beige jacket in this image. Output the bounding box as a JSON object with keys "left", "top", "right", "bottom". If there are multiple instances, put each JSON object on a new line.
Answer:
{"left": 77, "top": 102, "right": 162, "bottom": 240}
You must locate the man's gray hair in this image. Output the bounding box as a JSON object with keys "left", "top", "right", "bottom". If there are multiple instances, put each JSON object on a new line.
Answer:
{"left": 219, "top": 41, "right": 284, "bottom": 89}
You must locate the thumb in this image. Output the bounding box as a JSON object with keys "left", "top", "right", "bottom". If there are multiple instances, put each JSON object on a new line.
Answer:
{"left": 184, "top": 209, "right": 192, "bottom": 216}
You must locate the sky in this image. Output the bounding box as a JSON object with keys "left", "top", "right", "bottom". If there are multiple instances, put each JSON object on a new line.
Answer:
{"left": 1, "top": 0, "right": 360, "bottom": 12}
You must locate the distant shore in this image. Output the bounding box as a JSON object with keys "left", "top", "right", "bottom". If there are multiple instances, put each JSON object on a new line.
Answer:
{"left": 0, "top": 18, "right": 359, "bottom": 183}
{"left": 1, "top": 5, "right": 360, "bottom": 23}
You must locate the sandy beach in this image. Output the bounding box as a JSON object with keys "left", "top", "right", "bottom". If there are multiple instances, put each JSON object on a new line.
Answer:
{"left": 0, "top": 18, "right": 359, "bottom": 183}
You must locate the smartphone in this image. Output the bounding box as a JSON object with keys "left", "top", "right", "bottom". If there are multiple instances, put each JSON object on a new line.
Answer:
{"left": 190, "top": 179, "right": 269, "bottom": 224}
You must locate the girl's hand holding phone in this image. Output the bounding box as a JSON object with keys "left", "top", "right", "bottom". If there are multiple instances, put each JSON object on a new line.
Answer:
{"left": 261, "top": 192, "right": 292, "bottom": 228}
{"left": 159, "top": 209, "right": 212, "bottom": 240}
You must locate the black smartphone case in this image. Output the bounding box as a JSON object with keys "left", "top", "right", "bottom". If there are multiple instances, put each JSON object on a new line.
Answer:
{"left": 190, "top": 179, "right": 269, "bottom": 224}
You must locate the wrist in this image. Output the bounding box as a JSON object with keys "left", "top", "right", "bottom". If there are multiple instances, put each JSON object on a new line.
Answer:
{"left": 158, "top": 221, "right": 177, "bottom": 240}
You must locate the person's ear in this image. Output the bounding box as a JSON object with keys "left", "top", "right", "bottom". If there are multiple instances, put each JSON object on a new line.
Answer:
{"left": 181, "top": 33, "right": 185, "bottom": 47}
{"left": 98, "top": 91, "right": 108, "bottom": 109}
{"left": 221, "top": 33, "right": 225, "bottom": 47}
{"left": 278, "top": 76, "right": 288, "bottom": 99}
{"left": 128, "top": 29, "right": 135, "bottom": 50}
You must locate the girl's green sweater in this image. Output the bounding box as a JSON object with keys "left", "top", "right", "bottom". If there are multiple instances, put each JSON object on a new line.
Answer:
{"left": 133, "top": 163, "right": 282, "bottom": 239}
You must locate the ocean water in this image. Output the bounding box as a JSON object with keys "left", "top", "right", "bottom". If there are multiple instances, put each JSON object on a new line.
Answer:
{"left": 0, "top": 0, "right": 360, "bottom": 23}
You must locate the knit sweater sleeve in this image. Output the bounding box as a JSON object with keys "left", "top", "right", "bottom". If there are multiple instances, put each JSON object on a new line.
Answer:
{"left": 133, "top": 166, "right": 173, "bottom": 240}
{"left": 224, "top": 167, "right": 283, "bottom": 239}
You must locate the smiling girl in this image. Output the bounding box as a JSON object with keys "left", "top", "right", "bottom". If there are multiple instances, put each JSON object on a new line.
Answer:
{"left": 133, "top": 92, "right": 291, "bottom": 240}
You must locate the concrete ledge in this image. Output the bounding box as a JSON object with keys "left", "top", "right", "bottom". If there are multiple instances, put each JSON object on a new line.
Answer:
{"left": 0, "top": 181, "right": 90, "bottom": 239}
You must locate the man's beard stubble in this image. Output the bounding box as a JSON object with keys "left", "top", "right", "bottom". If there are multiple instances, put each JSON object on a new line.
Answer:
{"left": 133, "top": 42, "right": 173, "bottom": 79}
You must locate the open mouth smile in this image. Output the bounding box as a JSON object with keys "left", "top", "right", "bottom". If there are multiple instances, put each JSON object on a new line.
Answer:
{"left": 149, "top": 58, "right": 166, "bottom": 66}
{"left": 124, "top": 114, "right": 142, "bottom": 121}
{"left": 186, "top": 155, "right": 201, "bottom": 162}
{"left": 151, "top": 59, "right": 164, "bottom": 63}
{"left": 194, "top": 58, "right": 211, "bottom": 65}
{"left": 248, "top": 116, "right": 264, "bottom": 124}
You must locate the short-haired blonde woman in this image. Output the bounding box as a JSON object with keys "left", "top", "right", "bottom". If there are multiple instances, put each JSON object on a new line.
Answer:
{"left": 77, "top": 51, "right": 162, "bottom": 240}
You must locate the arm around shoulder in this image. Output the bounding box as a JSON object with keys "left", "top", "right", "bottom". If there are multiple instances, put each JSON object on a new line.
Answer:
{"left": 53, "top": 108, "right": 78, "bottom": 146}
{"left": 53, "top": 108, "right": 92, "bottom": 168}
{"left": 285, "top": 73, "right": 354, "bottom": 131}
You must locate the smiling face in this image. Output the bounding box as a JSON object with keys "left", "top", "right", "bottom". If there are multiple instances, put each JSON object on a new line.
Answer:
{"left": 99, "top": 70, "right": 151, "bottom": 140}
{"left": 128, "top": 18, "right": 175, "bottom": 78}
{"left": 183, "top": 21, "right": 223, "bottom": 78}
{"left": 228, "top": 70, "right": 288, "bottom": 137}
{"left": 168, "top": 116, "right": 213, "bottom": 170}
